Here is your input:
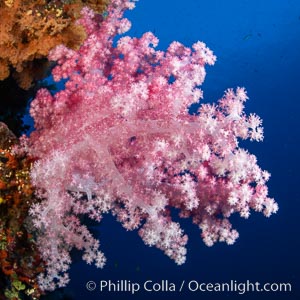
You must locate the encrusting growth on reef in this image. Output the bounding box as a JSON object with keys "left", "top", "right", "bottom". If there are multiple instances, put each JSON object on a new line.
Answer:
{"left": 0, "top": 122, "right": 44, "bottom": 300}
{"left": 0, "top": 0, "right": 110, "bottom": 89}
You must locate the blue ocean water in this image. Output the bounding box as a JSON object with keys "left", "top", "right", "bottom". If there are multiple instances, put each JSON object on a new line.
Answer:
{"left": 37, "top": 1, "right": 299, "bottom": 299}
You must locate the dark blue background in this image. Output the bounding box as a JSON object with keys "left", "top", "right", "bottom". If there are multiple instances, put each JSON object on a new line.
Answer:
{"left": 45, "top": 0, "right": 300, "bottom": 299}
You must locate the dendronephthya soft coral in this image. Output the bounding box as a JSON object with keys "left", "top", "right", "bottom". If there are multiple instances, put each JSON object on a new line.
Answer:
{"left": 19, "top": 0, "right": 278, "bottom": 291}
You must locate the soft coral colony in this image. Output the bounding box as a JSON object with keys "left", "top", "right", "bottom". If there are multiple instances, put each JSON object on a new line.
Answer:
{"left": 2, "top": 0, "right": 278, "bottom": 294}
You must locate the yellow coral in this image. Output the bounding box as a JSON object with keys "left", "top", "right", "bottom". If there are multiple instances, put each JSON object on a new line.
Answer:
{"left": 0, "top": 0, "right": 110, "bottom": 89}
{"left": 4, "top": 0, "right": 14, "bottom": 8}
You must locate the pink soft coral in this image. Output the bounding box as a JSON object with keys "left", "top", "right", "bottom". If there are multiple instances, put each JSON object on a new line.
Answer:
{"left": 24, "top": 0, "right": 278, "bottom": 290}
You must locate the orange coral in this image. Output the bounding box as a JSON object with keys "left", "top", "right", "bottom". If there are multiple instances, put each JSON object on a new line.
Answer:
{"left": 0, "top": 0, "right": 110, "bottom": 89}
